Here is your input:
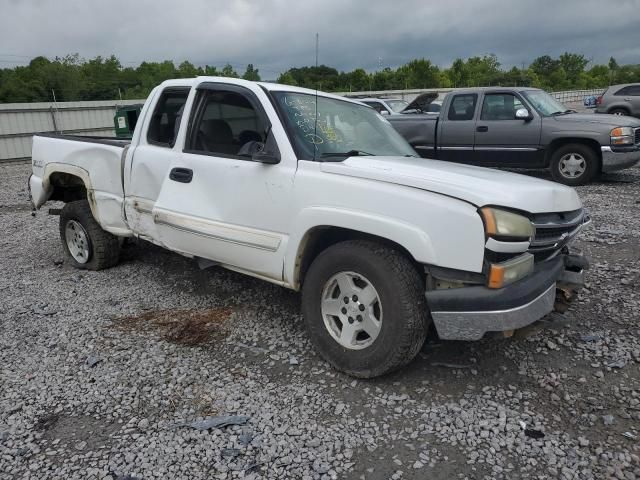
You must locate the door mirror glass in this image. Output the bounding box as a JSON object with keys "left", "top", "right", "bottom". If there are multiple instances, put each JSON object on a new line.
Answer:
{"left": 237, "top": 140, "right": 280, "bottom": 164}
{"left": 515, "top": 108, "right": 532, "bottom": 120}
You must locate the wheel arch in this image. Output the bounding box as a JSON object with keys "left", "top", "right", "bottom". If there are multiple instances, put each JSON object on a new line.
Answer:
{"left": 289, "top": 225, "right": 426, "bottom": 291}
{"left": 545, "top": 137, "right": 602, "bottom": 171}
{"left": 42, "top": 164, "right": 97, "bottom": 214}
{"left": 607, "top": 105, "right": 630, "bottom": 115}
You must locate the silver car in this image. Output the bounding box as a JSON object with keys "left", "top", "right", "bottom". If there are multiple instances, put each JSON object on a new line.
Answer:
{"left": 595, "top": 83, "right": 640, "bottom": 117}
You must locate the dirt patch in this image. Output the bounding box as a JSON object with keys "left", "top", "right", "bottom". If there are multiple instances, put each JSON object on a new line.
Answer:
{"left": 40, "top": 414, "right": 120, "bottom": 451}
{"left": 113, "top": 307, "right": 234, "bottom": 346}
{"left": 34, "top": 413, "right": 60, "bottom": 432}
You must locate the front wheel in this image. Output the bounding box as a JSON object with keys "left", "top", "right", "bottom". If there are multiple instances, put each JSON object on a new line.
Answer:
{"left": 549, "top": 143, "right": 599, "bottom": 186}
{"left": 59, "top": 200, "right": 120, "bottom": 270}
{"left": 301, "top": 240, "right": 429, "bottom": 378}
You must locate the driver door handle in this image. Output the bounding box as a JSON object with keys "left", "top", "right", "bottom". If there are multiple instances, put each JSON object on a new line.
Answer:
{"left": 476, "top": 126, "right": 489, "bottom": 132}
{"left": 169, "top": 167, "right": 193, "bottom": 183}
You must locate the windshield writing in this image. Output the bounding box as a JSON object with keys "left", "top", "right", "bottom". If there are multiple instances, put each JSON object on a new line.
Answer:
{"left": 273, "top": 92, "right": 417, "bottom": 160}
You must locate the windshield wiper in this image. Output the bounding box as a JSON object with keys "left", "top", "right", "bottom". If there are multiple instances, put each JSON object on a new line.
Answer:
{"left": 320, "top": 150, "right": 374, "bottom": 158}
{"left": 551, "top": 110, "right": 575, "bottom": 116}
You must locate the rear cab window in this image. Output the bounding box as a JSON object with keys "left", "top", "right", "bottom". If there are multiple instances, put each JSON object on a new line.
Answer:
{"left": 448, "top": 94, "right": 478, "bottom": 121}
{"left": 147, "top": 88, "right": 190, "bottom": 147}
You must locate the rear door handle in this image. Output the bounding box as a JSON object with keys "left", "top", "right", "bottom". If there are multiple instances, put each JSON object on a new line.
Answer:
{"left": 169, "top": 167, "right": 193, "bottom": 183}
{"left": 476, "top": 126, "right": 489, "bottom": 132}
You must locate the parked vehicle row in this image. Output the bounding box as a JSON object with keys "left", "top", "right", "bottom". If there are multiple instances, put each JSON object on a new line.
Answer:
{"left": 30, "top": 77, "right": 590, "bottom": 378}
{"left": 381, "top": 87, "right": 640, "bottom": 185}
{"left": 357, "top": 94, "right": 442, "bottom": 116}
{"left": 595, "top": 83, "right": 640, "bottom": 117}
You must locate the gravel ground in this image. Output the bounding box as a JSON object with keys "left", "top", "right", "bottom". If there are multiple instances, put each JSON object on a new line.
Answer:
{"left": 1, "top": 162, "right": 639, "bottom": 480}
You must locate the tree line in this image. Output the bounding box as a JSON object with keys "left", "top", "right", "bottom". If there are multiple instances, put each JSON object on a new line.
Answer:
{"left": 1, "top": 52, "right": 639, "bottom": 104}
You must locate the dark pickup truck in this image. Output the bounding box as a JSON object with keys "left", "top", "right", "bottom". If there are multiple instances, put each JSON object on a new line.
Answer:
{"left": 387, "top": 87, "right": 640, "bottom": 185}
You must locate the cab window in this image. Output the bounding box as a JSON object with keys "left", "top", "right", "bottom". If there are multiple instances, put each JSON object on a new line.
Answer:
{"left": 147, "top": 88, "right": 190, "bottom": 147}
{"left": 186, "top": 87, "right": 269, "bottom": 158}
{"left": 480, "top": 93, "right": 524, "bottom": 120}
{"left": 448, "top": 94, "right": 477, "bottom": 121}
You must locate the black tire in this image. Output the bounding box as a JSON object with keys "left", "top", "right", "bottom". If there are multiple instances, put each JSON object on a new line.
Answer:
{"left": 59, "top": 200, "right": 120, "bottom": 270}
{"left": 609, "top": 108, "right": 629, "bottom": 116}
{"left": 549, "top": 143, "right": 599, "bottom": 186}
{"left": 301, "top": 240, "right": 429, "bottom": 378}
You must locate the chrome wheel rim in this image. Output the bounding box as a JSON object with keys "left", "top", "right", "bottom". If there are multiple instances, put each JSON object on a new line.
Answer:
{"left": 558, "top": 153, "right": 586, "bottom": 179}
{"left": 320, "top": 271, "right": 382, "bottom": 350}
{"left": 613, "top": 111, "right": 625, "bottom": 116}
{"left": 65, "top": 220, "right": 90, "bottom": 264}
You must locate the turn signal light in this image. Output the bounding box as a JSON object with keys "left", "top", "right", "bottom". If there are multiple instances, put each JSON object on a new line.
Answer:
{"left": 487, "top": 254, "right": 534, "bottom": 289}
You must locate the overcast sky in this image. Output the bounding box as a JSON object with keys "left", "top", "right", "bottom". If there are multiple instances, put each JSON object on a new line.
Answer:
{"left": 1, "top": 0, "right": 639, "bottom": 78}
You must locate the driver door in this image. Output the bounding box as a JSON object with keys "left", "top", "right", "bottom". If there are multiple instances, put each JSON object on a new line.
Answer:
{"left": 473, "top": 92, "right": 543, "bottom": 167}
{"left": 151, "top": 82, "right": 295, "bottom": 282}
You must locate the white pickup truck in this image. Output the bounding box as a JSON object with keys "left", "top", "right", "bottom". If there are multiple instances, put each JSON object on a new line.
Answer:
{"left": 29, "top": 77, "right": 590, "bottom": 378}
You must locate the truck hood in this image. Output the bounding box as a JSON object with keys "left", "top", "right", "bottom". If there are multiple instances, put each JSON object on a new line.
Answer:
{"left": 400, "top": 92, "right": 438, "bottom": 113}
{"left": 552, "top": 113, "right": 640, "bottom": 129}
{"left": 320, "top": 156, "right": 582, "bottom": 214}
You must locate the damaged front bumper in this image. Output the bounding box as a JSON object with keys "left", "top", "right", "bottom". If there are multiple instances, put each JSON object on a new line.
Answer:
{"left": 425, "top": 252, "right": 587, "bottom": 341}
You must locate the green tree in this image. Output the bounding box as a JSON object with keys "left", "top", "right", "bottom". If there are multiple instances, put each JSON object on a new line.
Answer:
{"left": 242, "top": 64, "right": 261, "bottom": 81}
{"left": 276, "top": 71, "right": 297, "bottom": 86}
{"left": 177, "top": 61, "right": 201, "bottom": 78}
{"left": 558, "top": 52, "right": 589, "bottom": 87}
{"left": 221, "top": 64, "right": 239, "bottom": 78}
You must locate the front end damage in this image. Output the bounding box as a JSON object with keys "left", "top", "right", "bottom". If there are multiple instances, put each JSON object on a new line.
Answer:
{"left": 424, "top": 207, "right": 590, "bottom": 341}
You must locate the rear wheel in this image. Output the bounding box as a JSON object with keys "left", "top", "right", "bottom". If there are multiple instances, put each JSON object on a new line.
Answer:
{"left": 59, "top": 200, "right": 120, "bottom": 270}
{"left": 301, "top": 240, "right": 429, "bottom": 378}
{"left": 550, "top": 143, "right": 599, "bottom": 186}
{"left": 609, "top": 108, "right": 629, "bottom": 116}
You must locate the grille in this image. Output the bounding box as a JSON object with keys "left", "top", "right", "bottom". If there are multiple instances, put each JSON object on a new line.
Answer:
{"left": 529, "top": 209, "right": 588, "bottom": 262}
{"left": 635, "top": 127, "right": 640, "bottom": 145}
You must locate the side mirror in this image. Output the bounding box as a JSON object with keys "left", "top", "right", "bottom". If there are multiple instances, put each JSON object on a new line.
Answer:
{"left": 515, "top": 108, "right": 533, "bottom": 121}
{"left": 379, "top": 110, "right": 390, "bottom": 116}
{"left": 238, "top": 141, "right": 280, "bottom": 164}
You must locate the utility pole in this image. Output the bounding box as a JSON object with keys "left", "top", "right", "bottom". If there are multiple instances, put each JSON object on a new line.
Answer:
{"left": 51, "top": 89, "right": 60, "bottom": 134}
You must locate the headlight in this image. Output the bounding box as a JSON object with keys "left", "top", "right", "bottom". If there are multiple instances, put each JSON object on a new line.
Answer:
{"left": 488, "top": 253, "right": 534, "bottom": 289}
{"left": 480, "top": 207, "right": 534, "bottom": 240}
{"left": 611, "top": 127, "right": 634, "bottom": 146}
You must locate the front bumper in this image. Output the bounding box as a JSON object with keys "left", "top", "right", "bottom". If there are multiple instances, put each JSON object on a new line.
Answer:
{"left": 601, "top": 145, "right": 640, "bottom": 173}
{"left": 426, "top": 254, "right": 587, "bottom": 341}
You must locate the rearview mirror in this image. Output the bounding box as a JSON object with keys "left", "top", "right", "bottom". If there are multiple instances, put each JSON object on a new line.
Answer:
{"left": 515, "top": 108, "right": 533, "bottom": 121}
{"left": 238, "top": 141, "right": 280, "bottom": 165}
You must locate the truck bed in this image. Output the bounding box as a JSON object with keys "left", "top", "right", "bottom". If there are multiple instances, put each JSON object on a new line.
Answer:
{"left": 387, "top": 114, "right": 438, "bottom": 158}
{"left": 30, "top": 132, "right": 131, "bottom": 236}
{"left": 35, "top": 132, "right": 131, "bottom": 148}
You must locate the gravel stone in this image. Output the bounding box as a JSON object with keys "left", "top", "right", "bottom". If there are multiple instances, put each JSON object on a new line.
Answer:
{"left": 2, "top": 162, "right": 640, "bottom": 479}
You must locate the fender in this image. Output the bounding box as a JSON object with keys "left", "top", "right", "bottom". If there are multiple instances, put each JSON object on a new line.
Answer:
{"left": 35, "top": 163, "right": 132, "bottom": 237}
{"left": 33, "top": 163, "right": 93, "bottom": 210}
{"left": 285, "top": 206, "right": 437, "bottom": 288}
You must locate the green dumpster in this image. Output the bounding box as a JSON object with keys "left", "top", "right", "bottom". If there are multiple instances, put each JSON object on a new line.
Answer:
{"left": 114, "top": 104, "right": 143, "bottom": 138}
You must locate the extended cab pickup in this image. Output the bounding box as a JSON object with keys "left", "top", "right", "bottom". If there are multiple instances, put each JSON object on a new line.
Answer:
{"left": 30, "top": 77, "right": 590, "bottom": 378}
{"left": 387, "top": 87, "right": 640, "bottom": 186}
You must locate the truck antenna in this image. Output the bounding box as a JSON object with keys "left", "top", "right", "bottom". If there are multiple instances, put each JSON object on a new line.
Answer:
{"left": 313, "top": 32, "right": 319, "bottom": 161}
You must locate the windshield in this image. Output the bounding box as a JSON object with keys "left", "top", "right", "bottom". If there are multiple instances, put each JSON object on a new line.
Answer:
{"left": 387, "top": 100, "right": 409, "bottom": 112}
{"left": 272, "top": 92, "right": 417, "bottom": 160}
{"left": 522, "top": 90, "right": 568, "bottom": 116}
